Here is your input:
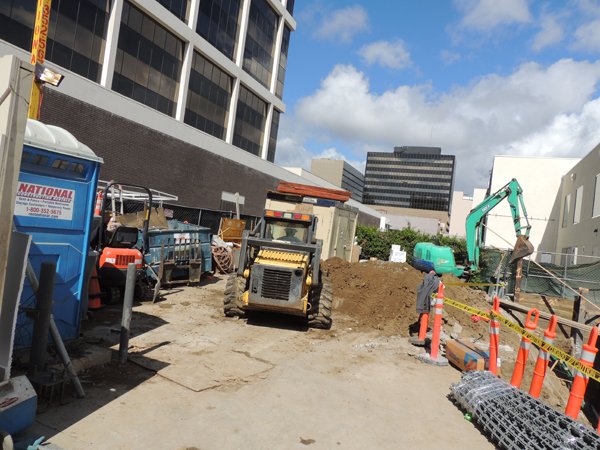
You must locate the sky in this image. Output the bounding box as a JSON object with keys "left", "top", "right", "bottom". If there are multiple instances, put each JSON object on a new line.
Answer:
{"left": 274, "top": 0, "right": 600, "bottom": 193}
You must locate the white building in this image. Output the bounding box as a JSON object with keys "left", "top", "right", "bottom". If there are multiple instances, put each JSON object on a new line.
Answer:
{"left": 485, "top": 155, "right": 579, "bottom": 258}
{"left": 449, "top": 188, "right": 487, "bottom": 238}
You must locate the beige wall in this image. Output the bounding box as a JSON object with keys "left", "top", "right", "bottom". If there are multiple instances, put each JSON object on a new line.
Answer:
{"left": 449, "top": 188, "right": 487, "bottom": 237}
{"left": 372, "top": 205, "right": 449, "bottom": 223}
{"left": 555, "top": 143, "right": 600, "bottom": 264}
{"left": 310, "top": 159, "right": 344, "bottom": 187}
{"left": 485, "top": 156, "right": 579, "bottom": 256}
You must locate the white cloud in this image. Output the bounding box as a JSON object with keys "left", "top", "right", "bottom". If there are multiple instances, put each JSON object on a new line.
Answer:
{"left": 573, "top": 19, "right": 600, "bottom": 52}
{"left": 278, "top": 59, "right": 600, "bottom": 191}
{"left": 313, "top": 5, "right": 369, "bottom": 43}
{"left": 455, "top": 0, "right": 531, "bottom": 31}
{"left": 441, "top": 50, "right": 462, "bottom": 65}
{"left": 531, "top": 14, "right": 564, "bottom": 51}
{"left": 358, "top": 40, "right": 412, "bottom": 70}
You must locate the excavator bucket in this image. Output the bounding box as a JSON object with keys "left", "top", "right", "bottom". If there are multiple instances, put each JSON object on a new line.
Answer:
{"left": 509, "top": 235, "right": 534, "bottom": 263}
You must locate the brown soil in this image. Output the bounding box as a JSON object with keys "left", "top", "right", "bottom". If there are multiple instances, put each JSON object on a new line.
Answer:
{"left": 323, "top": 258, "right": 494, "bottom": 338}
{"left": 322, "top": 257, "right": 577, "bottom": 417}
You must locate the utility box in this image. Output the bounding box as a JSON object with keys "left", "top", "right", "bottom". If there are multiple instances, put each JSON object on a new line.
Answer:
{"left": 265, "top": 195, "right": 358, "bottom": 262}
{"left": 13, "top": 119, "right": 102, "bottom": 348}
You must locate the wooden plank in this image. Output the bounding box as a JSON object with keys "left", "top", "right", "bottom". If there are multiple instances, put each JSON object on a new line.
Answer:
{"left": 276, "top": 181, "right": 351, "bottom": 202}
{"left": 499, "top": 297, "right": 594, "bottom": 333}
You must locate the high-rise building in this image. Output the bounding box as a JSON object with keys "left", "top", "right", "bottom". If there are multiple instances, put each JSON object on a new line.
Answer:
{"left": 363, "top": 146, "right": 456, "bottom": 213}
{"left": 310, "top": 158, "right": 364, "bottom": 202}
{"left": 0, "top": 0, "right": 298, "bottom": 214}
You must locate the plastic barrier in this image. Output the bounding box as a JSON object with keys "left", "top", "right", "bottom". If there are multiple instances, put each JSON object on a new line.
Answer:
{"left": 529, "top": 315, "right": 558, "bottom": 398}
{"left": 565, "top": 326, "right": 599, "bottom": 419}
{"left": 510, "top": 308, "right": 539, "bottom": 388}
{"left": 417, "top": 283, "right": 448, "bottom": 366}
{"left": 488, "top": 296, "right": 500, "bottom": 376}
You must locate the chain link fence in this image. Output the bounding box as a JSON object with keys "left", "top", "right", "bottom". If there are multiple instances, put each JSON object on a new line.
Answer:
{"left": 480, "top": 249, "right": 600, "bottom": 305}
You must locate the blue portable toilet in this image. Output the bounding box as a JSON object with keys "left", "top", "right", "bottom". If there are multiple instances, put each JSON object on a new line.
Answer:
{"left": 13, "top": 119, "right": 103, "bottom": 349}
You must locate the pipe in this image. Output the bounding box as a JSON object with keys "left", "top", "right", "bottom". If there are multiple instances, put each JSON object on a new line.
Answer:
{"left": 26, "top": 260, "right": 85, "bottom": 394}
{"left": 119, "top": 263, "right": 136, "bottom": 364}
{"left": 28, "top": 262, "right": 55, "bottom": 376}
{"left": 49, "top": 315, "right": 85, "bottom": 398}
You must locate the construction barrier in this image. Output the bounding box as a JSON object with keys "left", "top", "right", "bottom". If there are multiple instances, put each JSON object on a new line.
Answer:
{"left": 488, "top": 296, "right": 500, "bottom": 376}
{"left": 88, "top": 266, "right": 102, "bottom": 310}
{"left": 443, "top": 297, "right": 600, "bottom": 384}
{"left": 418, "top": 312, "right": 429, "bottom": 342}
{"left": 565, "top": 326, "right": 599, "bottom": 419}
{"left": 529, "top": 315, "right": 558, "bottom": 398}
{"left": 94, "top": 190, "right": 103, "bottom": 216}
{"left": 510, "top": 308, "right": 539, "bottom": 388}
{"left": 430, "top": 283, "right": 445, "bottom": 360}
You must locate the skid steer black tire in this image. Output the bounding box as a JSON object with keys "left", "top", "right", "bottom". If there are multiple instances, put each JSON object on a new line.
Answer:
{"left": 224, "top": 274, "right": 246, "bottom": 318}
{"left": 307, "top": 275, "right": 333, "bottom": 329}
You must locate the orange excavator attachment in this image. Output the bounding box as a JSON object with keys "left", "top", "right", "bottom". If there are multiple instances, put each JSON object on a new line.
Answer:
{"left": 509, "top": 235, "right": 534, "bottom": 263}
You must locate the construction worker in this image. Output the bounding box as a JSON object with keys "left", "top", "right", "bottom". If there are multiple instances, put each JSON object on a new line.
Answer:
{"left": 281, "top": 227, "right": 302, "bottom": 243}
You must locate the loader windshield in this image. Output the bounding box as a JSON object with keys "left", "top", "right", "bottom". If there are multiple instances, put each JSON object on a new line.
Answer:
{"left": 265, "top": 220, "right": 309, "bottom": 244}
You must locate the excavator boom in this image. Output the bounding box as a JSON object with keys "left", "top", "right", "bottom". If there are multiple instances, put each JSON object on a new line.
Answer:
{"left": 465, "top": 178, "right": 533, "bottom": 272}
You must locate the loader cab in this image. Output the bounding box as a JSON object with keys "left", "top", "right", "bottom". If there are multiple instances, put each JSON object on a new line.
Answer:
{"left": 261, "top": 210, "right": 317, "bottom": 244}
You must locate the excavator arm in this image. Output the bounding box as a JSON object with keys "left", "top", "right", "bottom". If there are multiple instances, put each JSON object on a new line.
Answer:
{"left": 465, "top": 178, "right": 534, "bottom": 273}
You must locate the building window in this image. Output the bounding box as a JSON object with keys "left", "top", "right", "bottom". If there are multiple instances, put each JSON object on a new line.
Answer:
{"left": 243, "top": 0, "right": 278, "bottom": 88}
{"left": 562, "top": 194, "right": 571, "bottom": 228}
{"left": 233, "top": 85, "right": 266, "bottom": 156}
{"left": 0, "top": 0, "right": 111, "bottom": 82}
{"left": 593, "top": 174, "right": 600, "bottom": 217}
{"left": 184, "top": 52, "right": 232, "bottom": 140}
{"left": 156, "top": 0, "right": 190, "bottom": 22}
{"left": 285, "top": 0, "right": 294, "bottom": 15}
{"left": 267, "top": 109, "right": 280, "bottom": 162}
{"left": 113, "top": 2, "right": 183, "bottom": 116}
{"left": 574, "top": 186, "right": 583, "bottom": 224}
{"left": 275, "top": 25, "right": 290, "bottom": 99}
{"left": 196, "top": 0, "right": 241, "bottom": 61}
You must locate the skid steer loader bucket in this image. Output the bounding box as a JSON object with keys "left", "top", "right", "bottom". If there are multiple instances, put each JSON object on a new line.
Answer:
{"left": 509, "top": 235, "right": 534, "bottom": 263}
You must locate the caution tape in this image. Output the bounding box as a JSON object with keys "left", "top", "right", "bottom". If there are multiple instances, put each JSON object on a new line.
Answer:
{"left": 445, "top": 283, "right": 505, "bottom": 287}
{"left": 442, "top": 296, "right": 600, "bottom": 383}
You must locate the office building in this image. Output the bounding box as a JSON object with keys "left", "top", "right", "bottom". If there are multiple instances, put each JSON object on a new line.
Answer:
{"left": 363, "top": 146, "right": 456, "bottom": 213}
{"left": 0, "top": 0, "right": 302, "bottom": 214}
{"left": 310, "top": 158, "right": 364, "bottom": 202}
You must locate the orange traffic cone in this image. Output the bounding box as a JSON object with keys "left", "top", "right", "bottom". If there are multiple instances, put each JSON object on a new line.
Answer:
{"left": 94, "top": 190, "right": 103, "bottom": 216}
{"left": 529, "top": 315, "right": 558, "bottom": 398}
{"left": 488, "top": 296, "right": 501, "bottom": 376}
{"left": 511, "top": 308, "right": 539, "bottom": 388}
{"left": 565, "top": 326, "right": 599, "bottom": 419}
{"left": 88, "top": 266, "right": 102, "bottom": 310}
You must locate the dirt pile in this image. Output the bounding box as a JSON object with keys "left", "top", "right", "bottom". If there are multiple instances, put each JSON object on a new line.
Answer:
{"left": 323, "top": 258, "right": 492, "bottom": 337}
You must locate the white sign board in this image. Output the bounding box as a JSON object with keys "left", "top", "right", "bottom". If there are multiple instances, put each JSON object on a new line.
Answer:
{"left": 14, "top": 181, "right": 75, "bottom": 220}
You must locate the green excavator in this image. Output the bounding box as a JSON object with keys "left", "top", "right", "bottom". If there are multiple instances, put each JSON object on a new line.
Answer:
{"left": 464, "top": 178, "right": 534, "bottom": 274}
{"left": 412, "top": 178, "right": 534, "bottom": 282}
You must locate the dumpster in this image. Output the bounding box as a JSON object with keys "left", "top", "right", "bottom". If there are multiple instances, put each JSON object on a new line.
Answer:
{"left": 13, "top": 119, "right": 102, "bottom": 348}
{"left": 144, "top": 220, "right": 212, "bottom": 285}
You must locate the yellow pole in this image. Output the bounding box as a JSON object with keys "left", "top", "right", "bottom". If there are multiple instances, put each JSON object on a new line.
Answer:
{"left": 28, "top": 0, "right": 52, "bottom": 120}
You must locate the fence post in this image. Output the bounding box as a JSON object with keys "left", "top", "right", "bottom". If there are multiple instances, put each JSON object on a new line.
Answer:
{"left": 571, "top": 288, "right": 589, "bottom": 361}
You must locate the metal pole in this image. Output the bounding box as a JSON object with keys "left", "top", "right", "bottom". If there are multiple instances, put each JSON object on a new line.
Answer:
{"left": 26, "top": 259, "right": 85, "bottom": 394}
{"left": 29, "top": 262, "right": 55, "bottom": 376}
{"left": 49, "top": 315, "right": 85, "bottom": 398}
{"left": 119, "top": 263, "right": 136, "bottom": 364}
